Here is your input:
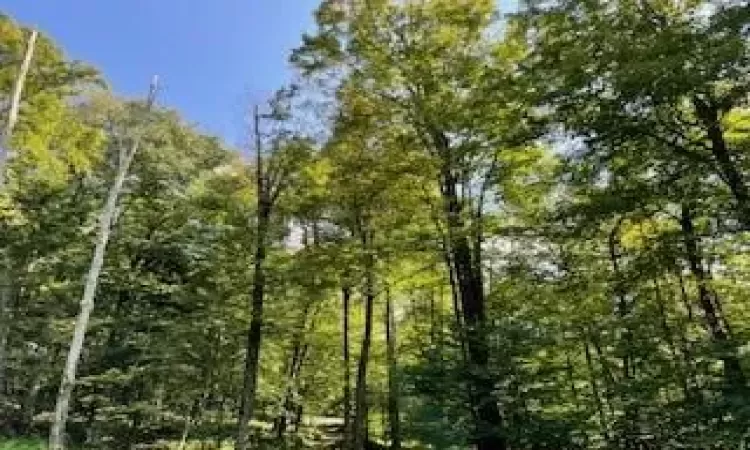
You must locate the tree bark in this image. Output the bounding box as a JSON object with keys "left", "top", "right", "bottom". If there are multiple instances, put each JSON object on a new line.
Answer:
{"left": 583, "top": 341, "right": 611, "bottom": 446}
{"left": 385, "top": 288, "right": 401, "bottom": 450}
{"left": 693, "top": 98, "right": 750, "bottom": 229}
{"left": 235, "top": 210, "right": 268, "bottom": 450}
{"left": 608, "top": 222, "right": 634, "bottom": 381}
{"left": 679, "top": 204, "right": 747, "bottom": 393}
{"left": 588, "top": 331, "right": 617, "bottom": 420}
{"left": 343, "top": 285, "right": 352, "bottom": 448}
{"left": 437, "top": 150, "right": 505, "bottom": 450}
{"left": 608, "top": 222, "right": 643, "bottom": 448}
{"left": 236, "top": 105, "right": 272, "bottom": 450}
{"left": 177, "top": 399, "right": 202, "bottom": 450}
{"left": 49, "top": 78, "right": 158, "bottom": 450}
{"left": 565, "top": 352, "right": 591, "bottom": 448}
{"left": 274, "top": 307, "right": 312, "bottom": 440}
{"left": 353, "top": 232, "right": 375, "bottom": 450}
{"left": 653, "top": 279, "right": 692, "bottom": 401}
{"left": 0, "top": 29, "right": 37, "bottom": 186}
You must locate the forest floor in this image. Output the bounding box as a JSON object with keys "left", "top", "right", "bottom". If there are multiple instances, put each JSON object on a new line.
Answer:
{"left": 0, "top": 439, "right": 46, "bottom": 450}
{"left": 0, "top": 436, "right": 396, "bottom": 449}
{"left": 0, "top": 439, "right": 232, "bottom": 449}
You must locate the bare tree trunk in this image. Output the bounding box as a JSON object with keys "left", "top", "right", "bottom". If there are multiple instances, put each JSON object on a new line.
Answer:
{"left": 385, "top": 288, "right": 401, "bottom": 450}
{"left": 48, "top": 78, "right": 158, "bottom": 450}
{"left": 0, "top": 28, "right": 38, "bottom": 401}
{"left": 353, "top": 231, "right": 375, "bottom": 450}
{"left": 236, "top": 105, "right": 272, "bottom": 450}
{"left": 0, "top": 29, "right": 37, "bottom": 186}
{"left": 343, "top": 285, "right": 352, "bottom": 448}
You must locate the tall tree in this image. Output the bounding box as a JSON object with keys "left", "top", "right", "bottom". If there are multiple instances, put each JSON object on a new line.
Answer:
{"left": 293, "top": 2, "right": 543, "bottom": 446}
{"left": 3, "top": 3, "right": 750, "bottom": 449}
{"left": 236, "top": 92, "right": 312, "bottom": 450}
{"left": 49, "top": 78, "right": 159, "bottom": 450}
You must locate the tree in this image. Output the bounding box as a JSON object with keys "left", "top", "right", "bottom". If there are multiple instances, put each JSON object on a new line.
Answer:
{"left": 520, "top": 0, "right": 750, "bottom": 228}
{"left": 1, "top": 18, "right": 102, "bottom": 432}
{"left": 293, "top": 2, "right": 542, "bottom": 447}
{"left": 3, "top": 3, "right": 750, "bottom": 449}
{"left": 49, "top": 78, "right": 159, "bottom": 450}
{"left": 236, "top": 91, "right": 312, "bottom": 450}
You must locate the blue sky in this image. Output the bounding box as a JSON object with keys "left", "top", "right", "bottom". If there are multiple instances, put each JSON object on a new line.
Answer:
{"left": 2, "top": 1, "right": 321, "bottom": 146}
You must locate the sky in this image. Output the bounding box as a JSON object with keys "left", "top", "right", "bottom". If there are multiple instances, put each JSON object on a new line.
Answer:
{"left": 2, "top": 0, "right": 321, "bottom": 146}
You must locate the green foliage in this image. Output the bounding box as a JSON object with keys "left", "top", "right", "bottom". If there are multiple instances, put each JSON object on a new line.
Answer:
{"left": 2, "top": 1, "right": 750, "bottom": 449}
{"left": 0, "top": 439, "right": 46, "bottom": 450}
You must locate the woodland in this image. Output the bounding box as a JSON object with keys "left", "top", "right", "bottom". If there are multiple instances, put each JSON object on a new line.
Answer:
{"left": 1, "top": 0, "right": 750, "bottom": 449}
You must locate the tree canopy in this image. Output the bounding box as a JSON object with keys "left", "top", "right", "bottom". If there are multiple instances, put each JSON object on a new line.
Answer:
{"left": 1, "top": 2, "right": 750, "bottom": 449}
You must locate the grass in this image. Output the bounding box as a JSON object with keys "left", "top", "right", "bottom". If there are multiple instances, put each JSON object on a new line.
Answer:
{"left": 0, "top": 439, "right": 46, "bottom": 450}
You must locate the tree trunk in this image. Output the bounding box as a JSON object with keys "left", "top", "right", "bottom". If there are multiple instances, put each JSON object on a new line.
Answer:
{"left": 0, "top": 29, "right": 37, "bottom": 186}
{"left": 236, "top": 208, "right": 270, "bottom": 450}
{"left": 438, "top": 154, "right": 505, "bottom": 450}
{"left": 343, "top": 285, "right": 352, "bottom": 448}
{"left": 607, "top": 223, "right": 641, "bottom": 448}
{"left": 353, "top": 233, "right": 375, "bottom": 450}
{"left": 583, "top": 341, "right": 611, "bottom": 445}
{"left": 693, "top": 98, "right": 750, "bottom": 229}
{"left": 608, "top": 225, "right": 633, "bottom": 380}
{"left": 588, "top": 331, "right": 617, "bottom": 419}
{"left": 236, "top": 105, "right": 272, "bottom": 450}
{"left": 385, "top": 289, "right": 401, "bottom": 450}
{"left": 429, "top": 287, "right": 437, "bottom": 345}
{"left": 215, "top": 396, "right": 226, "bottom": 450}
{"left": 653, "top": 279, "right": 693, "bottom": 401}
{"left": 679, "top": 204, "right": 747, "bottom": 393}
{"left": 293, "top": 403, "right": 304, "bottom": 433}
{"left": 177, "top": 399, "right": 201, "bottom": 450}
{"left": 48, "top": 166, "right": 125, "bottom": 450}
{"left": 48, "top": 78, "right": 157, "bottom": 450}
{"left": 565, "top": 352, "right": 591, "bottom": 448}
{"left": 274, "top": 317, "right": 310, "bottom": 440}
